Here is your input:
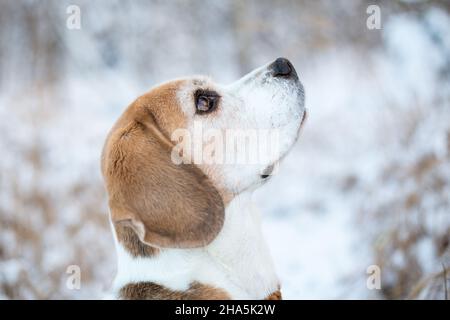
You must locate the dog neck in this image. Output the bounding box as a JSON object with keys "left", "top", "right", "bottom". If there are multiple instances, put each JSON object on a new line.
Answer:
{"left": 110, "top": 190, "right": 280, "bottom": 299}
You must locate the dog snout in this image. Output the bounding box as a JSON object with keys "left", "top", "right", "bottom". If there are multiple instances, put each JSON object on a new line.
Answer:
{"left": 269, "top": 57, "right": 297, "bottom": 79}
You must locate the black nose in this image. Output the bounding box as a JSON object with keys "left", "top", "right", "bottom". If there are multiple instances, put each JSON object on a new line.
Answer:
{"left": 270, "top": 57, "right": 296, "bottom": 78}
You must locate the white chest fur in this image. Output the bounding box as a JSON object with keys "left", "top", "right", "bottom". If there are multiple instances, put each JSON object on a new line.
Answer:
{"left": 111, "top": 191, "right": 279, "bottom": 299}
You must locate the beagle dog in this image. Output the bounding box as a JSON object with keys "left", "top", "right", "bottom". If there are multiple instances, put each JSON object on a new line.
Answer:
{"left": 101, "top": 58, "right": 306, "bottom": 300}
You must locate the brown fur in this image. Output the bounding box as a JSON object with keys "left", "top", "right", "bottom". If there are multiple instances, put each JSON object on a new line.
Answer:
{"left": 101, "top": 80, "right": 225, "bottom": 250}
{"left": 119, "top": 282, "right": 231, "bottom": 300}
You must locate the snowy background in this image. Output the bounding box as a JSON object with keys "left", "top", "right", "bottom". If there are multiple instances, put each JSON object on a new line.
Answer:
{"left": 1, "top": 0, "right": 449, "bottom": 299}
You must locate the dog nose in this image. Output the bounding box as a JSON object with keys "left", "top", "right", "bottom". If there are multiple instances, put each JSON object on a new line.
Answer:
{"left": 270, "top": 57, "right": 296, "bottom": 78}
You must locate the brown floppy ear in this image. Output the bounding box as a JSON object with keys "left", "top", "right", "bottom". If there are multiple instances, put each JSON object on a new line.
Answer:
{"left": 103, "top": 112, "right": 224, "bottom": 249}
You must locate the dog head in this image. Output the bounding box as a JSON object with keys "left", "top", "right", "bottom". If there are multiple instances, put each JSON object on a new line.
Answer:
{"left": 101, "top": 58, "right": 306, "bottom": 250}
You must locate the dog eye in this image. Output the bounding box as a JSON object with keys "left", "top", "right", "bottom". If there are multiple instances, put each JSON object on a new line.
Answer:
{"left": 195, "top": 91, "right": 219, "bottom": 114}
